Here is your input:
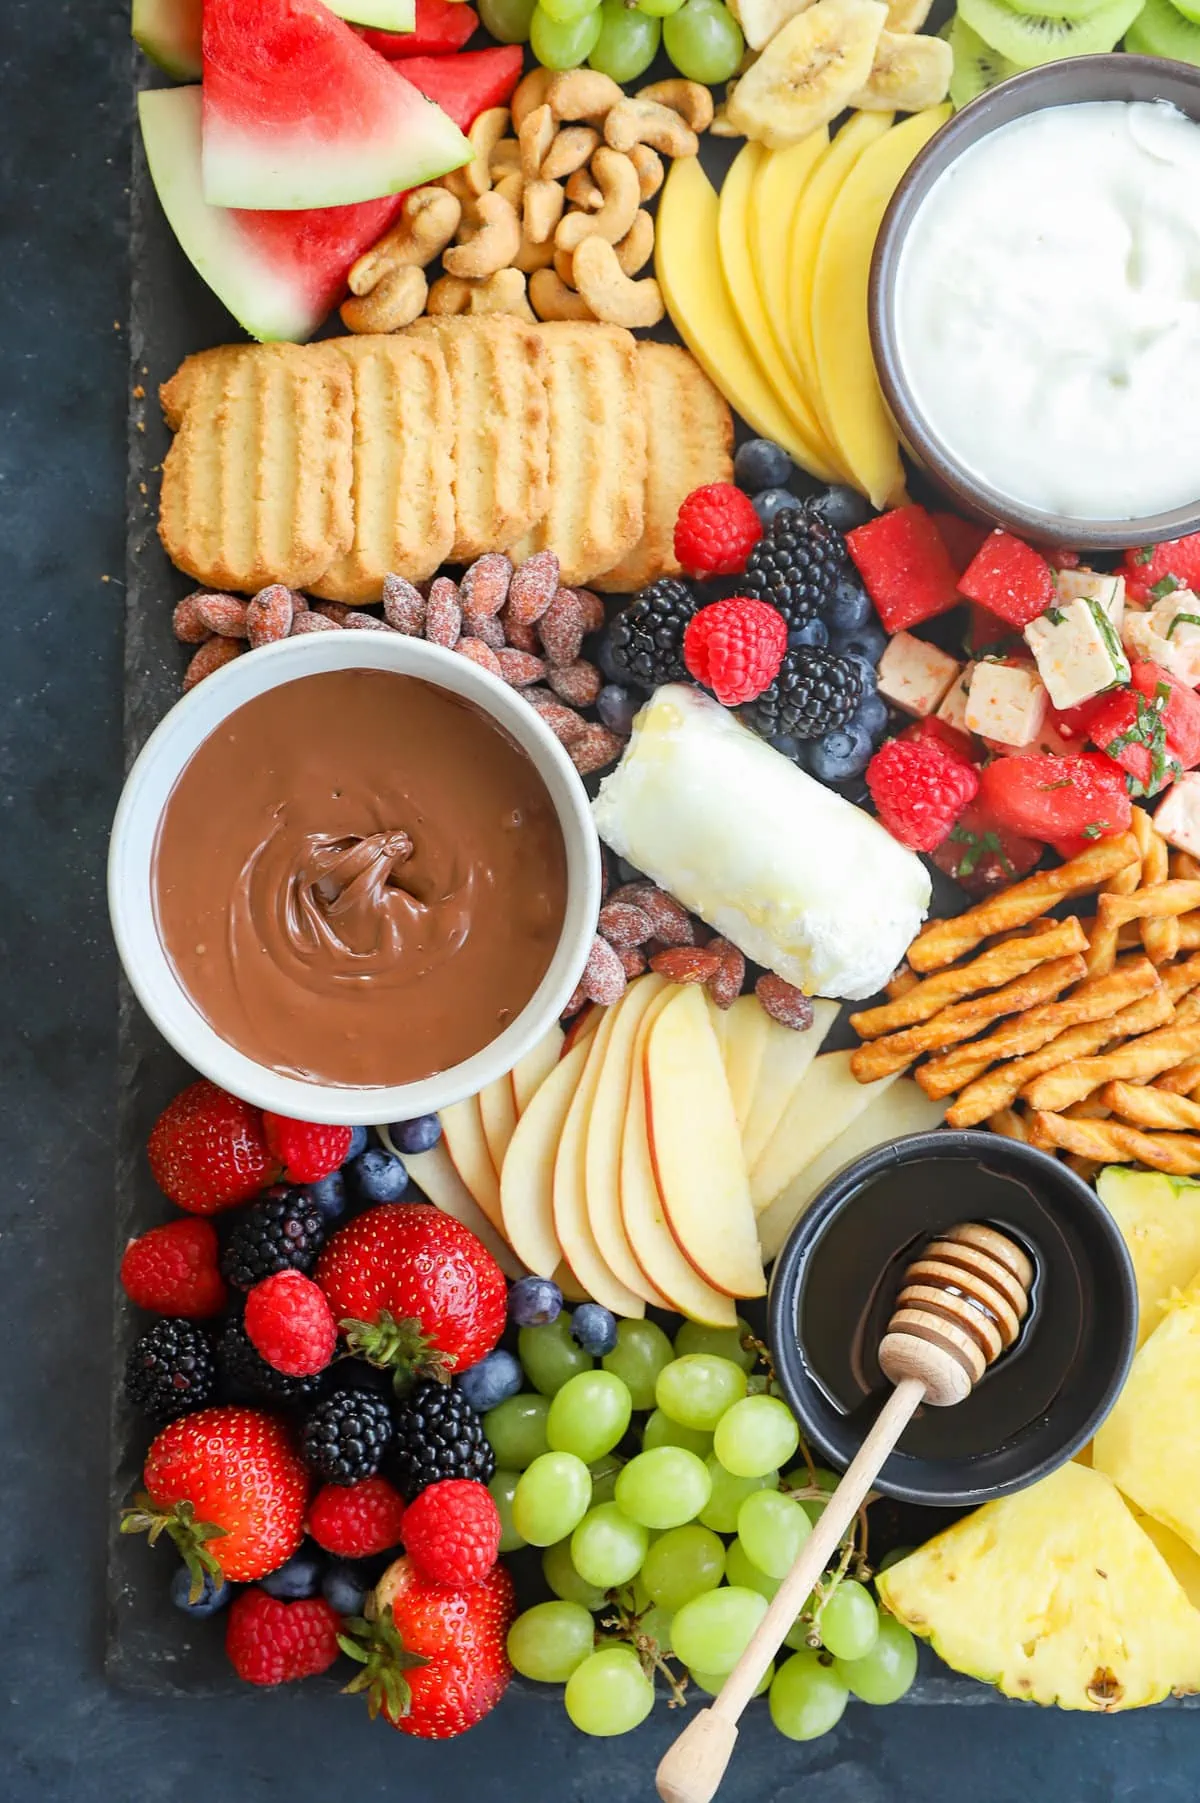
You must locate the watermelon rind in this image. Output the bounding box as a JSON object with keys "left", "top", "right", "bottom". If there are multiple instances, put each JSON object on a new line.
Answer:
{"left": 327, "top": 0, "right": 417, "bottom": 27}
{"left": 131, "top": 0, "right": 202, "bottom": 79}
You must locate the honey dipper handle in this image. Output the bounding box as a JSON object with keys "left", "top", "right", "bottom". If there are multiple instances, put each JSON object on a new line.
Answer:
{"left": 655, "top": 1377, "right": 926, "bottom": 1803}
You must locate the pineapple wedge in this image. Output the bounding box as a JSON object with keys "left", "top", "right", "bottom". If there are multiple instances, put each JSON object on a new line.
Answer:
{"left": 850, "top": 28, "right": 952, "bottom": 110}
{"left": 878, "top": 1462, "right": 1200, "bottom": 1709}
{"left": 1096, "top": 1165, "right": 1200, "bottom": 1347}
{"left": 1094, "top": 1282, "right": 1200, "bottom": 1557}
{"left": 727, "top": 0, "right": 887, "bottom": 147}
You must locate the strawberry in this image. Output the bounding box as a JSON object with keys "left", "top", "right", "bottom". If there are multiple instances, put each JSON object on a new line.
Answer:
{"left": 342, "top": 1557, "right": 514, "bottom": 1739}
{"left": 120, "top": 1218, "right": 227, "bottom": 1318}
{"left": 244, "top": 1271, "right": 337, "bottom": 1377}
{"left": 123, "top": 1405, "right": 308, "bottom": 1591}
{"left": 401, "top": 1479, "right": 501, "bottom": 1588}
{"left": 226, "top": 1590, "right": 342, "bottom": 1686}
{"left": 315, "top": 1204, "right": 506, "bottom": 1383}
{"left": 309, "top": 1476, "right": 408, "bottom": 1557}
{"left": 262, "top": 1113, "right": 352, "bottom": 1184}
{"left": 148, "top": 1081, "right": 280, "bottom": 1214}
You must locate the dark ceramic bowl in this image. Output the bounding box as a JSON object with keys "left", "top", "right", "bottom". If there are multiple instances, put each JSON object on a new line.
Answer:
{"left": 767, "top": 1129, "right": 1136, "bottom": 1506}
{"left": 870, "top": 56, "right": 1200, "bottom": 551}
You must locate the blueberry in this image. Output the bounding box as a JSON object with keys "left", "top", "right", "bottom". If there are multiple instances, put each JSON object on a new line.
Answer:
{"left": 348, "top": 1147, "right": 410, "bottom": 1205}
{"left": 769, "top": 733, "right": 802, "bottom": 761}
{"left": 597, "top": 633, "right": 632, "bottom": 687}
{"left": 304, "top": 1171, "right": 348, "bottom": 1221}
{"left": 843, "top": 653, "right": 879, "bottom": 694}
{"left": 170, "top": 1565, "right": 231, "bottom": 1617}
{"left": 823, "top": 575, "right": 873, "bottom": 636}
{"left": 805, "top": 721, "right": 876, "bottom": 784}
{"left": 457, "top": 1348, "right": 524, "bottom": 1413}
{"left": 322, "top": 1561, "right": 369, "bottom": 1618}
{"left": 853, "top": 691, "right": 891, "bottom": 744}
{"left": 508, "top": 1274, "right": 563, "bottom": 1328}
{"left": 388, "top": 1115, "right": 442, "bottom": 1156}
{"left": 811, "top": 485, "right": 872, "bottom": 534}
{"left": 831, "top": 619, "right": 888, "bottom": 669}
{"left": 752, "top": 487, "right": 803, "bottom": 528}
{"left": 597, "top": 684, "right": 640, "bottom": 737}
{"left": 787, "top": 618, "right": 829, "bottom": 652}
{"left": 570, "top": 1303, "right": 618, "bottom": 1357}
{"left": 261, "top": 1548, "right": 324, "bottom": 1602}
{"left": 734, "top": 438, "right": 794, "bottom": 492}
{"left": 344, "top": 1125, "right": 370, "bottom": 1163}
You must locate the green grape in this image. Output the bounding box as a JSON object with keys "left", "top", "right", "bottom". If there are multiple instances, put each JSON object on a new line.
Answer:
{"left": 641, "top": 1523, "right": 726, "bottom": 1612}
{"left": 571, "top": 1501, "right": 649, "bottom": 1588}
{"left": 639, "top": 1604, "right": 674, "bottom": 1655}
{"left": 642, "top": 1409, "right": 713, "bottom": 1459}
{"left": 547, "top": 1369, "right": 632, "bottom": 1463}
{"left": 539, "top": 0, "right": 599, "bottom": 21}
{"left": 530, "top": 2, "right": 604, "bottom": 67}
{"left": 837, "top": 1614, "right": 918, "bottom": 1704}
{"left": 603, "top": 1318, "right": 674, "bottom": 1409}
{"left": 725, "top": 1537, "right": 781, "bottom": 1602}
{"left": 564, "top": 1645, "right": 655, "bottom": 1736}
{"left": 478, "top": 0, "right": 537, "bottom": 39}
{"left": 488, "top": 1469, "right": 527, "bottom": 1554}
{"left": 513, "top": 1450, "right": 593, "bottom": 1546}
{"left": 673, "top": 1318, "right": 757, "bottom": 1373}
{"left": 614, "top": 1447, "right": 712, "bottom": 1530}
{"left": 783, "top": 1465, "right": 837, "bottom": 1525}
{"left": 656, "top": 1355, "right": 748, "bottom": 1430}
{"left": 737, "top": 1488, "right": 811, "bottom": 1581}
{"left": 508, "top": 1600, "right": 596, "bottom": 1682}
{"left": 519, "top": 1316, "right": 593, "bottom": 1396}
{"left": 542, "top": 1538, "right": 608, "bottom": 1610}
{"left": 876, "top": 1545, "right": 916, "bottom": 1575}
{"left": 636, "top": 0, "right": 686, "bottom": 21}
{"left": 769, "top": 1650, "right": 849, "bottom": 1741}
{"left": 713, "top": 1395, "right": 799, "bottom": 1478}
{"left": 663, "top": 0, "right": 743, "bottom": 81}
{"left": 485, "top": 1393, "right": 551, "bottom": 1468}
{"left": 697, "top": 1457, "right": 777, "bottom": 1533}
{"left": 784, "top": 1615, "right": 813, "bottom": 1652}
{"left": 589, "top": 1458, "right": 622, "bottom": 1506}
{"left": 588, "top": 0, "right": 660, "bottom": 80}
{"left": 689, "top": 1660, "right": 773, "bottom": 1698}
{"left": 815, "top": 1580, "right": 879, "bottom": 1662}
{"left": 671, "top": 1586, "right": 769, "bottom": 1675}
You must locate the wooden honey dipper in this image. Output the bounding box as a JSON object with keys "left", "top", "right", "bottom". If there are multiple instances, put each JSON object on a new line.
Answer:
{"left": 656, "top": 1222, "right": 1035, "bottom": 1803}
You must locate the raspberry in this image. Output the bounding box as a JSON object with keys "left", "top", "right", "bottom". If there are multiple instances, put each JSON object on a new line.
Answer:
{"left": 401, "top": 1479, "right": 501, "bottom": 1588}
{"left": 225, "top": 1590, "right": 342, "bottom": 1686}
{"left": 244, "top": 1271, "right": 337, "bottom": 1378}
{"left": 683, "top": 597, "right": 787, "bottom": 706}
{"left": 120, "top": 1218, "right": 228, "bottom": 1318}
{"left": 674, "top": 484, "right": 763, "bottom": 579}
{"left": 308, "top": 1474, "right": 408, "bottom": 1557}
{"left": 261, "top": 1114, "right": 352, "bottom": 1185}
{"left": 866, "top": 736, "right": 980, "bottom": 853}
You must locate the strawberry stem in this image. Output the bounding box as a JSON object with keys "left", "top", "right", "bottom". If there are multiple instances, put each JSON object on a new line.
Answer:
{"left": 340, "top": 1310, "right": 454, "bottom": 1390}
{"left": 339, "top": 1604, "right": 429, "bottom": 1722}
{"left": 119, "top": 1493, "right": 227, "bottom": 1603}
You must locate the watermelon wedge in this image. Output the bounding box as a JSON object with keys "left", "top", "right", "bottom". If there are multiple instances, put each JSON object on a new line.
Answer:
{"left": 398, "top": 46, "right": 524, "bottom": 132}
{"left": 359, "top": 0, "right": 478, "bottom": 57}
{"left": 201, "top": 0, "right": 470, "bottom": 211}
{"left": 132, "top": 0, "right": 202, "bottom": 78}
{"left": 140, "top": 86, "right": 409, "bottom": 343}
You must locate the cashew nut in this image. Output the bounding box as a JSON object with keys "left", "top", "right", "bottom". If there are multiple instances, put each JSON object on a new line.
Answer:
{"left": 465, "top": 107, "right": 512, "bottom": 197}
{"left": 553, "top": 246, "right": 575, "bottom": 285}
{"left": 523, "top": 178, "right": 565, "bottom": 245}
{"left": 564, "top": 167, "right": 603, "bottom": 210}
{"left": 443, "top": 191, "right": 522, "bottom": 280}
{"left": 604, "top": 97, "right": 699, "bottom": 158}
{"left": 513, "top": 230, "right": 556, "bottom": 275}
{"left": 429, "top": 267, "right": 535, "bottom": 321}
{"left": 340, "top": 265, "right": 429, "bottom": 334}
{"left": 529, "top": 267, "right": 597, "bottom": 322}
{"left": 709, "top": 102, "right": 740, "bottom": 137}
{"left": 546, "top": 69, "right": 624, "bottom": 122}
{"left": 540, "top": 125, "right": 601, "bottom": 181}
{"left": 511, "top": 66, "right": 554, "bottom": 132}
{"left": 346, "top": 187, "right": 461, "bottom": 295}
{"left": 635, "top": 78, "right": 715, "bottom": 133}
{"left": 627, "top": 142, "right": 664, "bottom": 202}
{"left": 440, "top": 164, "right": 477, "bottom": 205}
{"left": 555, "top": 148, "right": 640, "bottom": 252}
{"left": 519, "top": 103, "right": 556, "bottom": 180}
{"left": 489, "top": 137, "right": 523, "bottom": 178}
{"left": 614, "top": 209, "right": 655, "bottom": 278}
{"left": 571, "top": 235, "right": 664, "bottom": 329}
{"left": 493, "top": 170, "right": 526, "bottom": 211}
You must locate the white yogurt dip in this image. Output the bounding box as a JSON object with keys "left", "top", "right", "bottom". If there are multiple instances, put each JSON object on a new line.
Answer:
{"left": 893, "top": 100, "right": 1200, "bottom": 522}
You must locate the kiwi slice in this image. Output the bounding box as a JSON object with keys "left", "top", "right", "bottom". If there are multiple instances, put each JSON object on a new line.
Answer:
{"left": 1126, "top": 0, "right": 1200, "bottom": 60}
{"left": 945, "top": 13, "right": 1020, "bottom": 107}
{"left": 958, "top": 0, "right": 1144, "bottom": 64}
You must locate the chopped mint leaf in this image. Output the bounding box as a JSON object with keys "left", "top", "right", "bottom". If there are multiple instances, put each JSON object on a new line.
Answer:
{"left": 1044, "top": 606, "right": 1066, "bottom": 626}
{"left": 1134, "top": 547, "right": 1155, "bottom": 566}
{"left": 1082, "top": 823, "right": 1109, "bottom": 840}
{"left": 1166, "top": 612, "right": 1200, "bottom": 639}
{"left": 1150, "top": 574, "right": 1183, "bottom": 600}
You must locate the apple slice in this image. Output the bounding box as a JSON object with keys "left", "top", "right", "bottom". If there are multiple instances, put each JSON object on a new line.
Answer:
{"left": 500, "top": 1040, "right": 590, "bottom": 1277}
{"left": 554, "top": 1006, "right": 648, "bottom": 1317}
{"left": 556, "top": 1261, "right": 591, "bottom": 1303}
{"left": 750, "top": 1050, "right": 900, "bottom": 1215}
{"left": 585, "top": 977, "right": 674, "bottom": 1310}
{"left": 511, "top": 1025, "right": 564, "bottom": 1116}
{"left": 741, "top": 1000, "right": 840, "bottom": 1171}
{"left": 645, "top": 986, "right": 765, "bottom": 1300}
{"left": 441, "top": 1095, "right": 502, "bottom": 1232}
{"left": 479, "top": 1074, "right": 519, "bottom": 1174}
{"left": 383, "top": 1135, "right": 525, "bottom": 1279}
{"left": 705, "top": 992, "right": 730, "bottom": 1057}
{"left": 621, "top": 991, "right": 738, "bottom": 1327}
{"left": 563, "top": 1003, "right": 603, "bottom": 1057}
{"left": 757, "top": 1079, "right": 946, "bottom": 1263}
{"left": 721, "top": 995, "right": 771, "bottom": 1132}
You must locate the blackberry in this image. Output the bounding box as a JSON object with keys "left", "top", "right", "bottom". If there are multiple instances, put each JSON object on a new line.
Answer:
{"left": 221, "top": 1187, "right": 327, "bottom": 1291}
{"left": 385, "top": 1378, "right": 495, "bottom": 1500}
{"left": 741, "top": 649, "right": 864, "bottom": 743}
{"left": 125, "top": 1319, "right": 215, "bottom": 1424}
{"left": 741, "top": 506, "right": 849, "bottom": 631}
{"left": 605, "top": 579, "right": 696, "bottom": 689}
{"left": 216, "top": 1316, "right": 323, "bottom": 1407}
{"left": 302, "top": 1387, "right": 394, "bottom": 1485}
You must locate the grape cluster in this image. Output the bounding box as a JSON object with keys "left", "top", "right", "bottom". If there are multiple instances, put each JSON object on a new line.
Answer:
{"left": 479, "top": 0, "right": 744, "bottom": 85}
{"left": 485, "top": 1311, "right": 918, "bottom": 1738}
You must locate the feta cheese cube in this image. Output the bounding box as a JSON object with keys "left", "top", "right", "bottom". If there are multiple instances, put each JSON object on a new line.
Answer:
{"left": 1023, "top": 596, "right": 1130, "bottom": 709}
{"left": 876, "top": 631, "right": 961, "bottom": 718}
{"left": 1122, "top": 587, "right": 1200, "bottom": 686}
{"left": 964, "top": 662, "right": 1049, "bottom": 747}
{"left": 1154, "top": 772, "right": 1200, "bottom": 862}
{"left": 937, "top": 661, "right": 975, "bottom": 734}
{"left": 1055, "top": 568, "right": 1126, "bottom": 628}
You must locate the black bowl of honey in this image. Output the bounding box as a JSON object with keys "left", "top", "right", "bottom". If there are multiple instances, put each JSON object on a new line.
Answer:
{"left": 768, "top": 1130, "right": 1137, "bottom": 1507}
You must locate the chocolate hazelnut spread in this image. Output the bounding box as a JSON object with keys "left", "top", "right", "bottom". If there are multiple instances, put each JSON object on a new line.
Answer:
{"left": 152, "top": 669, "right": 568, "bottom": 1088}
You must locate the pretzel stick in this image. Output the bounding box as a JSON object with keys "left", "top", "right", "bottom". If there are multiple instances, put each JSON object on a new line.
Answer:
{"left": 1066, "top": 1154, "right": 1103, "bottom": 1182}
{"left": 885, "top": 966, "right": 919, "bottom": 1001}
{"left": 1064, "top": 1096, "right": 1111, "bottom": 1119}
{"left": 906, "top": 835, "right": 1139, "bottom": 973}
{"left": 1154, "top": 1052, "right": 1200, "bottom": 1095}
{"left": 1132, "top": 811, "right": 1182, "bottom": 965}
{"left": 849, "top": 919, "right": 1088, "bottom": 1041}
{"left": 1029, "top": 1110, "right": 1200, "bottom": 1176}
{"left": 1163, "top": 955, "right": 1200, "bottom": 1004}
{"left": 1085, "top": 849, "right": 1145, "bottom": 978}
{"left": 1100, "top": 1081, "right": 1200, "bottom": 1131}
{"left": 1172, "top": 851, "right": 1200, "bottom": 881}
{"left": 1097, "top": 880, "right": 1200, "bottom": 930}
{"left": 1021, "top": 1017, "right": 1200, "bottom": 1112}
{"left": 987, "top": 1107, "right": 1028, "bottom": 1141}
{"left": 1177, "top": 915, "right": 1200, "bottom": 950}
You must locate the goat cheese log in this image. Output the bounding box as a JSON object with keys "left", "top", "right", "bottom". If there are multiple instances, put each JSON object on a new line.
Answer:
{"left": 592, "top": 686, "right": 931, "bottom": 1000}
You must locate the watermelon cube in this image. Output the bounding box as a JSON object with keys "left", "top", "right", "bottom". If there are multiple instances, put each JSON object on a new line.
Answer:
{"left": 932, "top": 512, "right": 990, "bottom": 578}
{"left": 978, "top": 752, "right": 1131, "bottom": 845}
{"left": 958, "top": 532, "right": 1054, "bottom": 629}
{"left": 398, "top": 46, "right": 525, "bottom": 131}
{"left": 359, "top": 0, "right": 478, "bottom": 57}
{"left": 843, "top": 506, "right": 961, "bottom": 635}
{"left": 1087, "top": 662, "right": 1200, "bottom": 796}
{"left": 1119, "top": 532, "right": 1200, "bottom": 604}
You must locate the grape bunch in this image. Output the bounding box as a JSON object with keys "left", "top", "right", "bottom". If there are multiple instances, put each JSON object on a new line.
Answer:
{"left": 484, "top": 1297, "right": 919, "bottom": 1739}
{"left": 479, "top": 0, "right": 745, "bottom": 85}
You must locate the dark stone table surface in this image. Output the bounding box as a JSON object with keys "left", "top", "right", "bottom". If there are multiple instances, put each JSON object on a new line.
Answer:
{"left": 3, "top": 1, "right": 1198, "bottom": 1795}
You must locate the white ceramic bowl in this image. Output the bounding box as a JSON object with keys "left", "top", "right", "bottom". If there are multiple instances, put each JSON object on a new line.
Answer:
{"left": 109, "top": 632, "right": 603, "bottom": 1126}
